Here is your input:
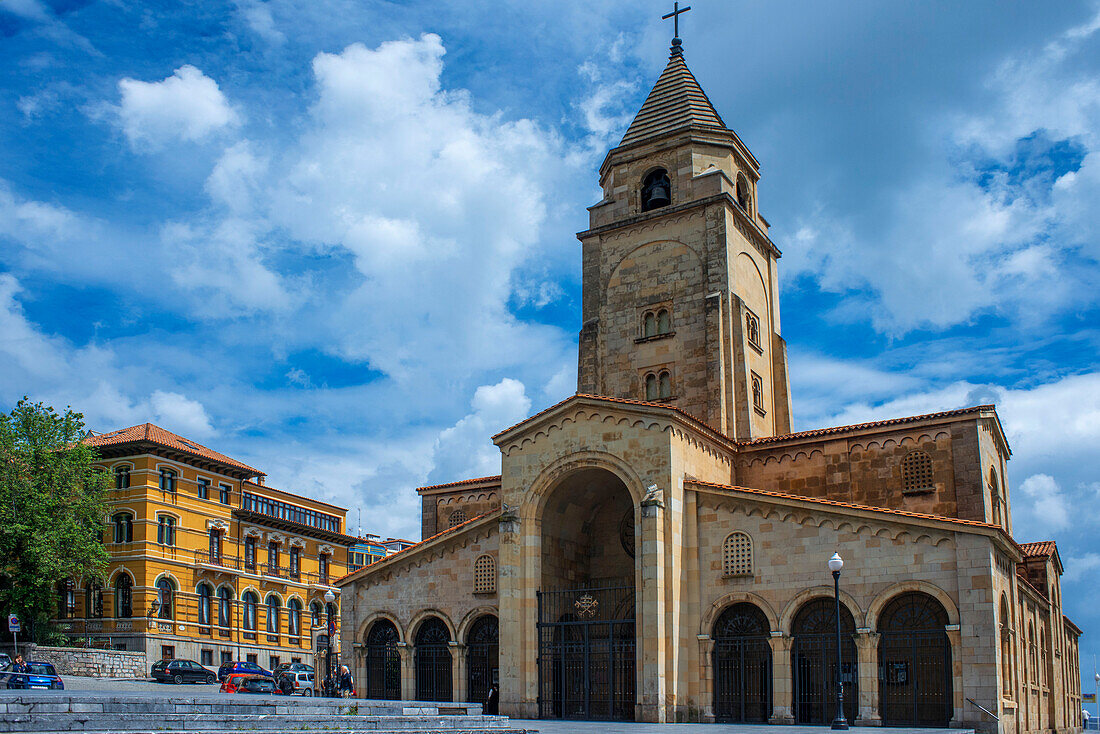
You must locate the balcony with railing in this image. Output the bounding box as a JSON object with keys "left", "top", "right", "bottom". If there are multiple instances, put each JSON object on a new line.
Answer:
{"left": 194, "top": 550, "right": 241, "bottom": 571}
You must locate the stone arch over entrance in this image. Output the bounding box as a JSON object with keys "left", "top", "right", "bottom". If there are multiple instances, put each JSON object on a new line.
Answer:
{"left": 356, "top": 610, "right": 405, "bottom": 645}
{"left": 712, "top": 602, "right": 773, "bottom": 723}
{"left": 362, "top": 617, "right": 401, "bottom": 700}
{"left": 466, "top": 614, "right": 499, "bottom": 708}
{"left": 867, "top": 581, "right": 959, "bottom": 630}
{"left": 701, "top": 591, "right": 780, "bottom": 636}
{"left": 535, "top": 464, "right": 638, "bottom": 722}
{"left": 876, "top": 591, "right": 953, "bottom": 727}
{"left": 413, "top": 616, "right": 452, "bottom": 702}
{"left": 779, "top": 586, "right": 863, "bottom": 634}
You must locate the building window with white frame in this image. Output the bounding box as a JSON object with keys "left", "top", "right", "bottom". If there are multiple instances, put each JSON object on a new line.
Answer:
{"left": 159, "top": 468, "right": 177, "bottom": 492}
{"left": 157, "top": 515, "right": 176, "bottom": 546}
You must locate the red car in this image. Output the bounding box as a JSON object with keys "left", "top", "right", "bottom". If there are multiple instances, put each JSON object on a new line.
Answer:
{"left": 220, "top": 673, "right": 276, "bottom": 694}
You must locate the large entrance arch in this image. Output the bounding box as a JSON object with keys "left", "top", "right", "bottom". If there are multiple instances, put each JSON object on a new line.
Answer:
{"left": 536, "top": 468, "right": 636, "bottom": 721}
{"left": 363, "top": 619, "right": 401, "bottom": 700}
{"left": 878, "top": 592, "right": 952, "bottom": 726}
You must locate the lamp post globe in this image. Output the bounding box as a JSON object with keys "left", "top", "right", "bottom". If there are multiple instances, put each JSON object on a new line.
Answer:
{"left": 829, "top": 552, "right": 848, "bottom": 730}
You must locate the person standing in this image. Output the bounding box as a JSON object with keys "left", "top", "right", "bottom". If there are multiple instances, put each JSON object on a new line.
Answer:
{"left": 338, "top": 665, "right": 354, "bottom": 698}
{"left": 11, "top": 655, "right": 27, "bottom": 674}
{"left": 485, "top": 684, "right": 499, "bottom": 715}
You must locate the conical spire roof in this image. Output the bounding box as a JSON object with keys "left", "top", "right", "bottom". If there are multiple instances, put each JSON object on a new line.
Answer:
{"left": 619, "top": 43, "right": 727, "bottom": 147}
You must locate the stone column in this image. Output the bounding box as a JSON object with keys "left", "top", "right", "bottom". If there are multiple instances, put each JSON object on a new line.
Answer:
{"left": 854, "top": 629, "right": 882, "bottom": 726}
{"left": 450, "top": 641, "right": 465, "bottom": 703}
{"left": 637, "top": 489, "right": 666, "bottom": 723}
{"left": 698, "top": 635, "right": 716, "bottom": 723}
{"left": 945, "top": 624, "right": 964, "bottom": 727}
{"left": 496, "top": 506, "right": 535, "bottom": 718}
{"left": 396, "top": 642, "right": 414, "bottom": 701}
{"left": 769, "top": 633, "right": 795, "bottom": 724}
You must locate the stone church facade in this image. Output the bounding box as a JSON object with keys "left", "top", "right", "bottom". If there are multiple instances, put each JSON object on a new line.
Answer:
{"left": 337, "top": 40, "right": 1083, "bottom": 733}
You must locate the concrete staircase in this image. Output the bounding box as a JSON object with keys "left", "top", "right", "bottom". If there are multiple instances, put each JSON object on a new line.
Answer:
{"left": 0, "top": 693, "right": 536, "bottom": 733}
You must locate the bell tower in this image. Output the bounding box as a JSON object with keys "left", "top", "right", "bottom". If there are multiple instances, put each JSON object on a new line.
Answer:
{"left": 576, "top": 38, "right": 793, "bottom": 440}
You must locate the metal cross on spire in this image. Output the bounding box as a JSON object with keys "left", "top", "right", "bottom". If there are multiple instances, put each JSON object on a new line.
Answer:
{"left": 662, "top": 1, "right": 691, "bottom": 40}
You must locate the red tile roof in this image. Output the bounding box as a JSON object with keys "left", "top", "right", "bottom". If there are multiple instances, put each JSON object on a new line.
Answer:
{"left": 85, "top": 423, "right": 262, "bottom": 475}
{"left": 417, "top": 475, "right": 501, "bottom": 493}
{"left": 1019, "top": 541, "right": 1057, "bottom": 558}
{"left": 686, "top": 479, "right": 1002, "bottom": 530}
{"left": 740, "top": 405, "right": 996, "bottom": 447}
{"left": 336, "top": 509, "right": 500, "bottom": 586}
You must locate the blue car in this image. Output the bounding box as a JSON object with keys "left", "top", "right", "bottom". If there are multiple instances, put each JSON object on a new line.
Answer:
{"left": 216, "top": 660, "right": 270, "bottom": 682}
{"left": 0, "top": 661, "right": 64, "bottom": 690}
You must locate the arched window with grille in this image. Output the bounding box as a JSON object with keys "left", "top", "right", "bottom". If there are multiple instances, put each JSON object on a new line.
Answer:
{"left": 115, "top": 574, "right": 133, "bottom": 618}
{"left": 474, "top": 554, "right": 496, "bottom": 593}
{"left": 156, "top": 577, "right": 175, "bottom": 619}
{"left": 901, "top": 451, "right": 934, "bottom": 494}
{"left": 722, "top": 532, "right": 753, "bottom": 576}
{"left": 449, "top": 509, "right": 467, "bottom": 528}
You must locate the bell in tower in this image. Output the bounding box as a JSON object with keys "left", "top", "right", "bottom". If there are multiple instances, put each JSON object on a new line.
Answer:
{"left": 640, "top": 169, "right": 671, "bottom": 211}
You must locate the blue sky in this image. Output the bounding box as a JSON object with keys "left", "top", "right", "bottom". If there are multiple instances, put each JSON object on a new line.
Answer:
{"left": 2, "top": 0, "right": 1100, "bottom": 693}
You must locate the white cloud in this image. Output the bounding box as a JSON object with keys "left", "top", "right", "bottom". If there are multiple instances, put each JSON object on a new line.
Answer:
{"left": 429, "top": 378, "right": 531, "bottom": 483}
{"left": 149, "top": 391, "right": 214, "bottom": 438}
{"left": 116, "top": 66, "right": 239, "bottom": 150}
{"left": 236, "top": 0, "right": 286, "bottom": 46}
{"left": 1017, "top": 474, "right": 1070, "bottom": 533}
{"left": 1062, "top": 553, "right": 1100, "bottom": 584}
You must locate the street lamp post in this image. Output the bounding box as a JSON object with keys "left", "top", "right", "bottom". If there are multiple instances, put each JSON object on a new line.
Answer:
{"left": 324, "top": 589, "right": 335, "bottom": 697}
{"left": 828, "top": 552, "right": 848, "bottom": 731}
{"left": 1093, "top": 672, "right": 1099, "bottom": 730}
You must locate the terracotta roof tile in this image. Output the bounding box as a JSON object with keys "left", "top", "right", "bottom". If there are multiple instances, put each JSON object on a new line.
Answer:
{"left": 417, "top": 475, "right": 501, "bottom": 493}
{"left": 739, "top": 405, "right": 996, "bottom": 447}
{"left": 336, "top": 509, "right": 500, "bottom": 586}
{"left": 620, "top": 48, "right": 727, "bottom": 147}
{"left": 85, "top": 423, "right": 262, "bottom": 475}
{"left": 1019, "top": 541, "right": 1057, "bottom": 558}
{"left": 686, "top": 479, "right": 1002, "bottom": 530}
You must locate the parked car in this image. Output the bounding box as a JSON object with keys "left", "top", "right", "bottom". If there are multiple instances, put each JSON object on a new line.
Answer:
{"left": 220, "top": 673, "right": 276, "bottom": 695}
{"left": 151, "top": 659, "right": 216, "bottom": 684}
{"left": 0, "top": 661, "right": 64, "bottom": 690}
{"left": 0, "top": 654, "right": 10, "bottom": 669}
{"left": 217, "top": 660, "right": 270, "bottom": 682}
{"left": 272, "top": 662, "right": 313, "bottom": 678}
{"left": 274, "top": 670, "right": 315, "bottom": 696}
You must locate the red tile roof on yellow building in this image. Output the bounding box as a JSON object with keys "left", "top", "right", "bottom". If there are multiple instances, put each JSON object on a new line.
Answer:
{"left": 686, "top": 479, "right": 1004, "bottom": 531}
{"left": 84, "top": 423, "right": 263, "bottom": 476}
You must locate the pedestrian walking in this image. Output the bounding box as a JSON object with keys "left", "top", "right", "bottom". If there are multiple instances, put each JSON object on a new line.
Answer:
{"left": 485, "top": 684, "right": 499, "bottom": 715}
{"left": 279, "top": 673, "right": 294, "bottom": 696}
{"left": 338, "top": 665, "right": 354, "bottom": 698}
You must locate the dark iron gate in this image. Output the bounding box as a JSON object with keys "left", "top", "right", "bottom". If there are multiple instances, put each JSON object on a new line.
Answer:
{"left": 712, "top": 603, "right": 772, "bottom": 722}
{"left": 792, "top": 598, "right": 858, "bottom": 725}
{"left": 878, "top": 593, "right": 952, "bottom": 726}
{"left": 466, "top": 615, "right": 498, "bottom": 707}
{"left": 537, "top": 586, "right": 635, "bottom": 721}
{"left": 364, "top": 619, "right": 401, "bottom": 700}
{"left": 414, "top": 617, "right": 452, "bottom": 702}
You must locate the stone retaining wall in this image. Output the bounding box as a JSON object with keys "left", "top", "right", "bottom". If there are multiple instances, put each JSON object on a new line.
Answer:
{"left": 25, "top": 644, "right": 147, "bottom": 678}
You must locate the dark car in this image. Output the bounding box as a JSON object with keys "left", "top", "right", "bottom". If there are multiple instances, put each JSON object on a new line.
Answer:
{"left": 220, "top": 673, "right": 276, "bottom": 695}
{"left": 151, "top": 659, "right": 216, "bottom": 684}
{"left": 0, "top": 661, "right": 64, "bottom": 690}
{"left": 272, "top": 662, "right": 313, "bottom": 678}
{"left": 217, "top": 660, "right": 270, "bottom": 682}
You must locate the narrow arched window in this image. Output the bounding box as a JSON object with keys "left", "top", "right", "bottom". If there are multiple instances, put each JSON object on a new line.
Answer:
{"left": 311, "top": 601, "right": 323, "bottom": 628}
{"left": 643, "top": 311, "right": 657, "bottom": 337}
{"left": 243, "top": 591, "right": 258, "bottom": 632}
{"left": 157, "top": 515, "right": 176, "bottom": 546}
{"left": 85, "top": 582, "right": 103, "bottom": 619}
{"left": 115, "top": 574, "right": 133, "bottom": 618}
{"left": 722, "top": 532, "right": 753, "bottom": 576}
{"left": 288, "top": 599, "right": 302, "bottom": 637}
{"left": 641, "top": 169, "right": 671, "bottom": 212}
{"left": 751, "top": 372, "right": 764, "bottom": 413}
{"left": 113, "top": 512, "right": 133, "bottom": 543}
{"left": 57, "top": 580, "right": 75, "bottom": 619}
{"left": 449, "top": 509, "right": 467, "bottom": 528}
{"left": 656, "top": 309, "right": 670, "bottom": 334}
{"left": 217, "top": 587, "right": 232, "bottom": 630}
{"left": 156, "top": 578, "right": 174, "bottom": 619}
{"left": 902, "top": 451, "right": 935, "bottom": 494}
{"left": 197, "top": 584, "right": 213, "bottom": 629}
{"left": 645, "top": 373, "right": 658, "bottom": 401}
{"left": 999, "top": 595, "right": 1012, "bottom": 695}
{"left": 473, "top": 554, "right": 496, "bottom": 594}
{"left": 114, "top": 465, "right": 131, "bottom": 489}
{"left": 745, "top": 309, "right": 761, "bottom": 349}
{"left": 266, "top": 594, "right": 281, "bottom": 637}
{"left": 659, "top": 370, "right": 672, "bottom": 399}
{"left": 989, "top": 468, "right": 1003, "bottom": 526}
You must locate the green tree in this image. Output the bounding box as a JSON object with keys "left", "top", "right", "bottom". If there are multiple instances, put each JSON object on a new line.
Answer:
{"left": 0, "top": 399, "right": 109, "bottom": 642}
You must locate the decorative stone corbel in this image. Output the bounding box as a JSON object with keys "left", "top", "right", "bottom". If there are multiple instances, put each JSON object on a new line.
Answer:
{"left": 319, "top": 544, "right": 335, "bottom": 556}
{"left": 206, "top": 519, "right": 230, "bottom": 532}
{"left": 640, "top": 484, "right": 664, "bottom": 517}
{"left": 499, "top": 503, "right": 520, "bottom": 539}
{"left": 289, "top": 537, "right": 306, "bottom": 549}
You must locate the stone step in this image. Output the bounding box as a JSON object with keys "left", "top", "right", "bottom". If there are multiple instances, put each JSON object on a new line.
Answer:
{"left": 18, "top": 731, "right": 533, "bottom": 734}
{"left": 0, "top": 713, "right": 518, "bottom": 732}
{"left": 0, "top": 694, "right": 482, "bottom": 717}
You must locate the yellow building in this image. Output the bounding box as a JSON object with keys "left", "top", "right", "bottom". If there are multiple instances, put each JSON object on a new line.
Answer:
{"left": 56, "top": 423, "right": 355, "bottom": 676}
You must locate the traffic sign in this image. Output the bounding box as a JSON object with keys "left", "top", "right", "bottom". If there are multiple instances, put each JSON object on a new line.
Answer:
{"left": 7, "top": 614, "right": 20, "bottom": 633}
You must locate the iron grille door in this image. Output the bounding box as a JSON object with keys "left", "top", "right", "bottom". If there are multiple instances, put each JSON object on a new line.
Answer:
{"left": 714, "top": 637, "right": 772, "bottom": 722}
{"left": 467, "top": 616, "right": 499, "bottom": 707}
{"left": 537, "top": 587, "right": 636, "bottom": 721}
{"left": 415, "top": 618, "right": 452, "bottom": 702}
{"left": 880, "top": 630, "right": 951, "bottom": 726}
{"left": 793, "top": 633, "right": 858, "bottom": 724}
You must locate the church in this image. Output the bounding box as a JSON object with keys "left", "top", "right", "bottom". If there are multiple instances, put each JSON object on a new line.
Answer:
{"left": 336, "top": 28, "right": 1084, "bottom": 733}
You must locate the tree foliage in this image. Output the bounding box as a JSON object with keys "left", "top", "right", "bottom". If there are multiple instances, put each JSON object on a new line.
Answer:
{"left": 0, "top": 399, "right": 109, "bottom": 642}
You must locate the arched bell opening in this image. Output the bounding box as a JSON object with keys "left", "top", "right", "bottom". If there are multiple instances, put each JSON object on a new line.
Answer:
{"left": 641, "top": 169, "right": 671, "bottom": 212}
